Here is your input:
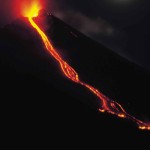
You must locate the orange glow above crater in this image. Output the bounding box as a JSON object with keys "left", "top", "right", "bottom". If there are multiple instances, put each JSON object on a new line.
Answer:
{"left": 21, "top": 0, "right": 42, "bottom": 18}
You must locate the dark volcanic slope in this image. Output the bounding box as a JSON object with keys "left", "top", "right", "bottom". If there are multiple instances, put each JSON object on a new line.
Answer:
{"left": 0, "top": 15, "right": 149, "bottom": 146}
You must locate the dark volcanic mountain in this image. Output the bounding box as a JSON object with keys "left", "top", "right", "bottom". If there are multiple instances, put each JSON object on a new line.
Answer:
{"left": 0, "top": 14, "right": 149, "bottom": 146}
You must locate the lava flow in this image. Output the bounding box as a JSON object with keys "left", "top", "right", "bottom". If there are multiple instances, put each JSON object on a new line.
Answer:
{"left": 23, "top": 1, "right": 150, "bottom": 131}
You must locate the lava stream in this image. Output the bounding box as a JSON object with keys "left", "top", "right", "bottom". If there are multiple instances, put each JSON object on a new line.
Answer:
{"left": 24, "top": 2, "right": 150, "bottom": 130}
{"left": 29, "top": 17, "right": 150, "bottom": 131}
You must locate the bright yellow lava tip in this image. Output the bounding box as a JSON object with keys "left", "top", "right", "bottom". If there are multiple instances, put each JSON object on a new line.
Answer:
{"left": 118, "top": 114, "right": 125, "bottom": 118}
{"left": 139, "top": 126, "right": 150, "bottom": 130}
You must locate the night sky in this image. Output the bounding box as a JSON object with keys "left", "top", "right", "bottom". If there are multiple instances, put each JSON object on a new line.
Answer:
{"left": 53, "top": 0, "right": 150, "bottom": 70}
{"left": 1, "top": 0, "right": 150, "bottom": 69}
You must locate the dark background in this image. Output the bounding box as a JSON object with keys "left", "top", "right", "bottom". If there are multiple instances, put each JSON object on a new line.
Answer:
{"left": 0, "top": 0, "right": 150, "bottom": 147}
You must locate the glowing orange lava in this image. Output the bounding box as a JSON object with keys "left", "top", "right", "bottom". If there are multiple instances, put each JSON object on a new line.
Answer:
{"left": 22, "top": 2, "right": 150, "bottom": 131}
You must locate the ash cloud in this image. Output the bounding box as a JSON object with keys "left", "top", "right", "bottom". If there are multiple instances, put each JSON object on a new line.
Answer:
{"left": 51, "top": 1, "right": 129, "bottom": 59}
{"left": 54, "top": 10, "right": 114, "bottom": 37}
{"left": 51, "top": 1, "right": 127, "bottom": 62}
{"left": 51, "top": 0, "right": 114, "bottom": 38}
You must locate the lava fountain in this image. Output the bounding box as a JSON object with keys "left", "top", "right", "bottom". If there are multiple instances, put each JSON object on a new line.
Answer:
{"left": 22, "top": 0, "right": 150, "bottom": 131}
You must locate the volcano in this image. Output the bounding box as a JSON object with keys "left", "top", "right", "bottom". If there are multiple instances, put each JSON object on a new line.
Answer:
{"left": 0, "top": 13, "right": 150, "bottom": 145}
